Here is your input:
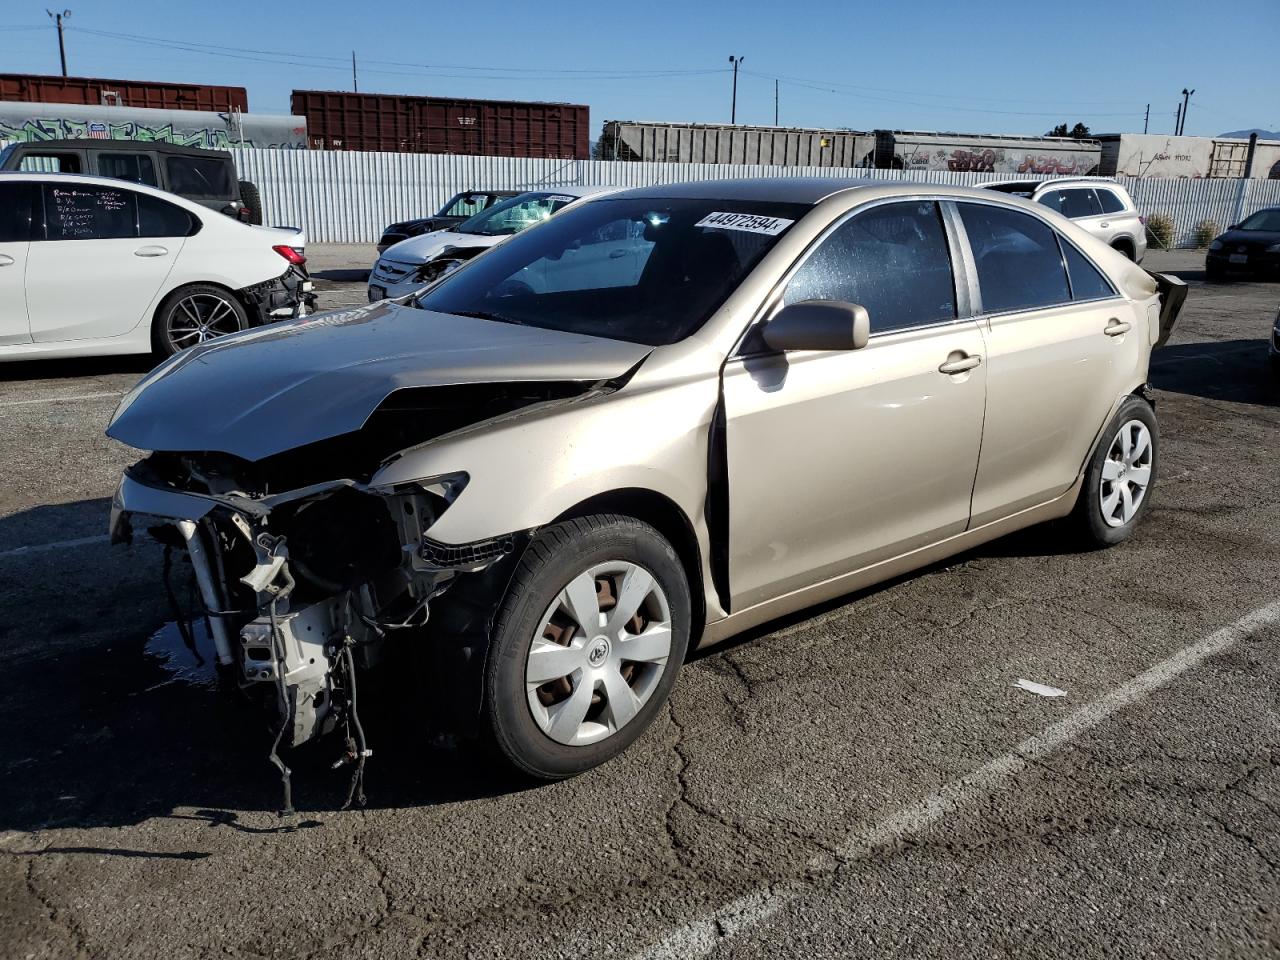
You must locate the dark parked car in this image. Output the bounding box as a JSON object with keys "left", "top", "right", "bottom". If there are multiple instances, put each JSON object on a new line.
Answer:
{"left": 376, "top": 190, "right": 520, "bottom": 253}
{"left": 1205, "top": 207, "right": 1280, "bottom": 281}
{"left": 0, "top": 139, "right": 263, "bottom": 224}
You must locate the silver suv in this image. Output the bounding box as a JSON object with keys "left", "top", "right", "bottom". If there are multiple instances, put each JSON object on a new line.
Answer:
{"left": 980, "top": 179, "right": 1146, "bottom": 262}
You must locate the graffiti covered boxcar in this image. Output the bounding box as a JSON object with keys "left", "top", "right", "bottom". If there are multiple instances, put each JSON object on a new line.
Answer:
{"left": 872, "top": 130, "right": 1101, "bottom": 176}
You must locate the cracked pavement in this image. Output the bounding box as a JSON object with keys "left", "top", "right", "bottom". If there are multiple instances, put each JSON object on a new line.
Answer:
{"left": 1, "top": 249, "right": 1278, "bottom": 959}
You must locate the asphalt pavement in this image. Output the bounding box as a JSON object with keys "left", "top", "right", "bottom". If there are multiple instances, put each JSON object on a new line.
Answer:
{"left": 1, "top": 248, "right": 1277, "bottom": 959}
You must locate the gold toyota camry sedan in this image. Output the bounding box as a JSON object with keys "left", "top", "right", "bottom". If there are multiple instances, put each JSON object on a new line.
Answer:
{"left": 108, "top": 178, "right": 1187, "bottom": 789}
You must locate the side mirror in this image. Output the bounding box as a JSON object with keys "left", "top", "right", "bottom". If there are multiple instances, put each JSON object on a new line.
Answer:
{"left": 762, "top": 300, "right": 870, "bottom": 352}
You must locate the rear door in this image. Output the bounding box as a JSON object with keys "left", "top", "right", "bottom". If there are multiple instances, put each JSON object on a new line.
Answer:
{"left": 957, "top": 200, "right": 1138, "bottom": 524}
{"left": 25, "top": 183, "right": 181, "bottom": 343}
{"left": 722, "top": 199, "right": 988, "bottom": 609}
{"left": 0, "top": 181, "right": 36, "bottom": 345}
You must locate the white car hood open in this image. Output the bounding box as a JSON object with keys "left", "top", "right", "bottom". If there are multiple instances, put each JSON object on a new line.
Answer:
{"left": 380, "top": 229, "right": 504, "bottom": 266}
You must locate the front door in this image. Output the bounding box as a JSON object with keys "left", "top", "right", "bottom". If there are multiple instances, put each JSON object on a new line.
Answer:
{"left": 722, "top": 200, "right": 988, "bottom": 611}
{"left": 0, "top": 181, "right": 36, "bottom": 346}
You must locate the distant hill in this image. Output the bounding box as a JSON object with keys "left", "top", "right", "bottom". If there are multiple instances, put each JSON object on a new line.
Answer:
{"left": 1220, "top": 128, "right": 1280, "bottom": 139}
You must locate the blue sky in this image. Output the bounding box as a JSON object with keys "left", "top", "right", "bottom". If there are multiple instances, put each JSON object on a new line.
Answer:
{"left": 4, "top": 0, "right": 1277, "bottom": 138}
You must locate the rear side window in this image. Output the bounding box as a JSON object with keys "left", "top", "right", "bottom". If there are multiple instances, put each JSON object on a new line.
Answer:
{"left": 783, "top": 200, "right": 957, "bottom": 334}
{"left": 43, "top": 183, "right": 137, "bottom": 240}
{"left": 138, "top": 193, "right": 198, "bottom": 238}
{"left": 165, "top": 156, "right": 233, "bottom": 198}
{"left": 0, "top": 182, "right": 37, "bottom": 242}
{"left": 1096, "top": 189, "right": 1126, "bottom": 214}
{"left": 1061, "top": 240, "right": 1116, "bottom": 301}
{"left": 1037, "top": 190, "right": 1065, "bottom": 215}
{"left": 1061, "top": 189, "right": 1103, "bottom": 218}
{"left": 18, "top": 152, "right": 81, "bottom": 173}
{"left": 97, "top": 153, "right": 159, "bottom": 187}
{"left": 958, "top": 203, "right": 1070, "bottom": 314}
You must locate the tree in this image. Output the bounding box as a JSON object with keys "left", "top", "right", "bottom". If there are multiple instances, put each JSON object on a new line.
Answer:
{"left": 1047, "top": 122, "right": 1092, "bottom": 139}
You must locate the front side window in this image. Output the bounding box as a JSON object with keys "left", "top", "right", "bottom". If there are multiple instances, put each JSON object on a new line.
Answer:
{"left": 1061, "top": 189, "right": 1103, "bottom": 219}
{"left": 454, "top": 192, "right": 578, "bottom": 237}
{"left": 42, "top": 183, "right": 137, "bottom": 241}
{"left": 417, "top": 197, "right": 809, "bottom": 346}
{"left": 165, "top": 156, "right": 233, "bottom": 198}
{"left": 783, "top": 200, "right": 957, "bottom": 334}
{"left": 959, "top": 203, "right": 1070, "bottom": 314}
{"left": 0, "top": 182, "right": 37, "bottom": 242}
{"left": 97, "top": 153, "right": 159, "bottom": 187}
{"left": 1096, "top": 189, "right": 1126, "bottom": 214}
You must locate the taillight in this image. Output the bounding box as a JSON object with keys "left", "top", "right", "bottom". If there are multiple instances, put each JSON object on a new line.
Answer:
{"left": 272, "top": 244, "right": 306, "bottom": 265}
{"left": 237, "top": 207, "right": 252, "bottom": 223}
{"left": 1139, "top": 215, "right": 1147, "bottom": 225}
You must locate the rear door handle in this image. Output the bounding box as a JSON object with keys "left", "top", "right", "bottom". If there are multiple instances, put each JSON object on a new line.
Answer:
{"left": 134, "top": 245, "right": 169, "bottom": 258}
{"left": 0, "top": 254, "right": 13, "bottom": 266}
{"left": 938, "top": 353, "right": 982, "bottom": 375}
{"left": 1104, "top": 318, "right": 1131, "bottom": 337}
{"left": 1099, "top": 221, "right": 1110, "bottom": 228}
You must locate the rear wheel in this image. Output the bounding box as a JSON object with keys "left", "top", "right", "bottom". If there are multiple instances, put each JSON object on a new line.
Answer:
{"left": 152, "top": 284, "right": 248, "bottom": 358}
{"left": 484, "top": 515, "right": 690, "bottom": 780}
{"left": 1068, "top": 396, "right": 1158, "bottom": 547}
{"left": 1112, "top": 239, "right": 1136, "bottom": 261}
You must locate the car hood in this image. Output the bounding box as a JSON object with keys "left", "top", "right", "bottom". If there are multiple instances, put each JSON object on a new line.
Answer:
{"left": 106, "top": 300, "right": 652, "bottom": 462}
{"left": 1216, "top": 228, "right": 1280, "bottom": 246}
{"left": 382, "top": 230, "right": 504, "bottom": 265}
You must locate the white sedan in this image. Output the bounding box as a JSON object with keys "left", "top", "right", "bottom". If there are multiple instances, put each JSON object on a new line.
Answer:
{"left": 367, "top": 186, "right": 614, "bottom": 302}
{"left": 0, "top": 172, "right": 312, "bottom": 360}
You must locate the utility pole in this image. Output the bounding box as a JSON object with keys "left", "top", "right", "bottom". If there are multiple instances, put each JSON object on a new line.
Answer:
{"left": 352, "top": 51, "right": 358, "bottom": 93}
{"left": 728, "top": 55, "right": 744, "bottom": 124}
{"left": 1143, "top": 103, "right": 1149, "bottom": 134}
{"left": 46, "top": 9, "right": 70, "bottom": 77}
{"left": 1174, "top": 102, "right": 1182, "bottom": 136}
{"left": 1178, "top": 88, "right": 1195, "bottom": 135}
{"left": 774, "top": 78, "right": 779, "bottom": 126}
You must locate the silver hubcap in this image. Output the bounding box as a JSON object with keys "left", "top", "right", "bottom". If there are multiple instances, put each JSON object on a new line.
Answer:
{"left": 1100, "top": 419, "right": 1153, "bottom": 527}
{"left": 168, "top": 294, "right": 241, "bottom": 349}
{"left": 526, "top": 561, "right": 672, "bottom": 747}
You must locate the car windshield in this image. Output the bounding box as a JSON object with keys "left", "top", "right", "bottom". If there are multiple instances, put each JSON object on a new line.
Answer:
{"left": 1237, "top": 209, "right": 1280, "bottom": 231}
{"left": 454, "top": 191, "right": 578, "bottom": 237}
{"left": 416, "top": 197, "right": 811, "bottom": 346}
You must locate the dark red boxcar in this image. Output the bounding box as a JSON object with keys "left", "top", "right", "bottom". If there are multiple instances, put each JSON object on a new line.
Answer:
{"left": 291, "top": 90, "right": 589, "bottom": 160}
{"left": 0, "top": 73, "right": 248, "bottom": 113}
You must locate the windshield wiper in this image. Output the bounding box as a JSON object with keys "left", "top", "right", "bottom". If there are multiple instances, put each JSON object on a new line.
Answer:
{"left": 447, "top": 309, "right": 525, "bottom": 326}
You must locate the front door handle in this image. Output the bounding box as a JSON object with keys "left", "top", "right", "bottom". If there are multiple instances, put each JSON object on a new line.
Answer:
{"left": 1099, "top": 221, "right": 1110, "bottom": 228}
{"left": 134, "top": 245, "right": 169, "bottom": 258}
{"left": 0, "top": 254, "right": 13, "bottom": 266}
{"left": 939, "top": 352, "right": 983, "bottom": 375}
{"left": 1104, "top": 318, "right": 1132, "bottom": 337}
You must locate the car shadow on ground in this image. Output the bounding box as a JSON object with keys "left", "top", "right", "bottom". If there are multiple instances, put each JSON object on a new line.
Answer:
{"left": 311, "top": 268, "right": 370, "bottom": 283}
{"left": 0, "top": 353, "right": 154, "bottom": 383}
{"left": 1151, "top": 337, "right": 1278, "bottom": 406}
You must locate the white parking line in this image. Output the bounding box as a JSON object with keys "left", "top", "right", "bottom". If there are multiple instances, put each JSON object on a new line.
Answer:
{"left": 0, "top": 535, "right": 110, "bottom": 559}
{"left": 0, "top": 391, "right": 124, "bottom": 408}
{"left": 631, "top": 600, "right": 1280, "bottom": 960}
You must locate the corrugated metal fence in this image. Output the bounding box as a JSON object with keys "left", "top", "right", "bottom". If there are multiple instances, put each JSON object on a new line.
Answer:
{"left": 238, "top": 148, "right": 1280, "bottom": 247}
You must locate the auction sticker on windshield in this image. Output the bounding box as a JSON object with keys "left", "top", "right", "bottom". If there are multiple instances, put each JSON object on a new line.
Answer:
{"left": 695, "top": 212, "right": 795, "bottom": 236}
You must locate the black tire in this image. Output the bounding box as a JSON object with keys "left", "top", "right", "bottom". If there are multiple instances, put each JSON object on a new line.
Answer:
{"left": 484, "top": 515, "right": 691, "bottom": 780}
{"left": 1068, "top": 396, "right": 1159, "bottom": 548}
{"left": 151, "top": 283, "right": 249, "bottom": 358}
{"left": 1112, "top": 240, "right": 1136, "bottom": 261}
{"left": 238, "top": 180, "right": 263, "bottom": 225}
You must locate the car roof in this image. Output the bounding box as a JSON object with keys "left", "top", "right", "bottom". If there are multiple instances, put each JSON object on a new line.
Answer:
{"left": 3, "top": 138, "right": 230, "bottom": 158}
{"left": 0, "top": 170, "right": 215, "bottom": 215}
{"left": 608, "top": 176, "right": 882, "bottom": 203}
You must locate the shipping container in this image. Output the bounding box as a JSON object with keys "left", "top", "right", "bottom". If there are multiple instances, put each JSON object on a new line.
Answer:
{"left": 872, "top": 130, "right": 1101, "bottom": 176}
{"left": 0, "top": 72, "right": 248, "bottom": 113}
{"left": 291, "top": 90, "right": 589, "bottom": 159}
{"left": 601, "top": 120, "right": 871, "bottom": 167}
{"left": 0, "top": 101, "right": 305, "bottom": 150}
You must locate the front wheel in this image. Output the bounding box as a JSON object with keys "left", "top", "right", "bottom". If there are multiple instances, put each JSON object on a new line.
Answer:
{"left": 485, "top": 515, "right": 691, "bottom": 780}
{"left": 1068, "top": 396, "right": 1159, "bottom": 547}
{"left": 152, "top": 284, "right": 248, "bottom": 358}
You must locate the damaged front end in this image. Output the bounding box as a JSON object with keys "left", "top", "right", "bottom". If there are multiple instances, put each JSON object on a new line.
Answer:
{"left": 111, "top": 450, "right": 508, "bottom": 806}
